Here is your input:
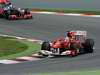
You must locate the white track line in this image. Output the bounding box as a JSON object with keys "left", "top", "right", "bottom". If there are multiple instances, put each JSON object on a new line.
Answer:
{"left": 31, "top": 11, "right": 100, "bottom": 18}
{"left": 16, "top": 56, "right": 41, "bottom": 61}
{"left": 63, "top": 70, "right": 100, "bottom": 74}
{"left": 0, "top": 60, "right": 21, "bottom": 64}
{"left": 0, "top": 34, "right": 43, "bottom": 44}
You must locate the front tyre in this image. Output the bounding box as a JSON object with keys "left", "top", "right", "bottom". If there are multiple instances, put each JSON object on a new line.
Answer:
{"left": 41, "top": 41, "right": 51, "bottom": 51}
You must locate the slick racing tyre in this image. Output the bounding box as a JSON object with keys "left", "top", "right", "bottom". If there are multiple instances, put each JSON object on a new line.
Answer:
{"left": 3, "top": 11, "right": 9, "bottom": 19}
{"left": 41, "top": 41, "right": 51, "bottom": 51}
{"left": 84, "top": 39, "right": 94, "bottom": 53}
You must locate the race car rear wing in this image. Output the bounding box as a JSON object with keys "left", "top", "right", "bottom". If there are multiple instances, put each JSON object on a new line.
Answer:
{"left": 70, "top": 30, "right": 87, "bottom": 36}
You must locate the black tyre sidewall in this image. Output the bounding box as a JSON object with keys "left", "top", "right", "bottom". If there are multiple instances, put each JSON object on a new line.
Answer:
{"left": 84, "top": 39, "right": 94, "bottom": 53}
{"left": 41, "top": 41, "right": 51, "bottom": 51}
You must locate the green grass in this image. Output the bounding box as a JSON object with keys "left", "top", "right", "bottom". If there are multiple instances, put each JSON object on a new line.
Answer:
{"left": 0, "top": 36, "right": 28, "bottom": 57}
{"left": 0, "top": 36, "right": 41, "bottom": 59}
{"left": 28, "top": 70, "right": 100, "bottom": 75}
{"left": 31, "top": 8, "right": 100, "bottom": 15}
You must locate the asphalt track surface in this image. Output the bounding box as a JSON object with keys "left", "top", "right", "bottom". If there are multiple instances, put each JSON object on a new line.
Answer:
{"left": 12, "top": 0, "right": 100, "bottom": 11}
{"left": 0, "top": 14, "right": 100, "bottom": 75}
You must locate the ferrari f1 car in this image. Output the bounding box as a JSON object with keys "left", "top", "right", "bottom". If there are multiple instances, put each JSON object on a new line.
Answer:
{"left": 0, "top": 0, "right": 32, "bottom": 20}
{"left": 39, "top": 31, "right": 94, "bottom": 57}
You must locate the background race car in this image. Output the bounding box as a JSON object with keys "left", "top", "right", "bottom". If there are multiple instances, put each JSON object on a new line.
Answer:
{"left": 0, "top": 0, "right": 32, "bottom": 20}
{"left": 39, "top": 31, "right": 94, "bottom": 57}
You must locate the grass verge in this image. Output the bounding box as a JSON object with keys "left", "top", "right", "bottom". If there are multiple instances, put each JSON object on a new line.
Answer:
{"left": 31, "top": 8, "right": 100, "bottom": 15}
{"left": 29, "top": 70, "right": 100, "bottom": 75}
{"left": 0, "top": 36, "right": 40, "bottom": 59}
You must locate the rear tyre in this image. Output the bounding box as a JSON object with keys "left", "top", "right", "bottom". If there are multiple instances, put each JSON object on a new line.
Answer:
{"left": 41, "top": 41, "right": 51, "bottom": 51}
{"left": 0, "top": 15, "right": 3, "bottom": 18}
{"left": 84, "top": 39, "right": 94, "bottom": 53}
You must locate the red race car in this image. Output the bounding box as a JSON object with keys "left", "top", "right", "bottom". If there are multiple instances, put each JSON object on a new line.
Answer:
{"left": 39, "top": 31, "right": 94, "bottom": 57}
{"left": 0, "top": 0, "right": 32, "bottom": 20}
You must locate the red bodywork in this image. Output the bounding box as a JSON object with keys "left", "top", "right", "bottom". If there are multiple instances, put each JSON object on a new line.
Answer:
{"left": 0, "top": 8, "right": 4, "bottom": 14}
{"left": 51, "top": 37, "right": 80, "bottom": 49}
{"left": 49, "top": 37, "right": 80, "bottom": 56}
{"left": 8, "top": 13, "right": 32, "bottom": 20}
{"left": 0, "top": 0, "right": 10, "bottom": 4}
{"left": 52, "top": 38, "right": 69, "bottom": 48}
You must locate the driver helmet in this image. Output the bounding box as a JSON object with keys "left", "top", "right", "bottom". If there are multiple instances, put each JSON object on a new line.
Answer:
{"left": 67, "top": 31, "right": 75, "bottom": 38}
